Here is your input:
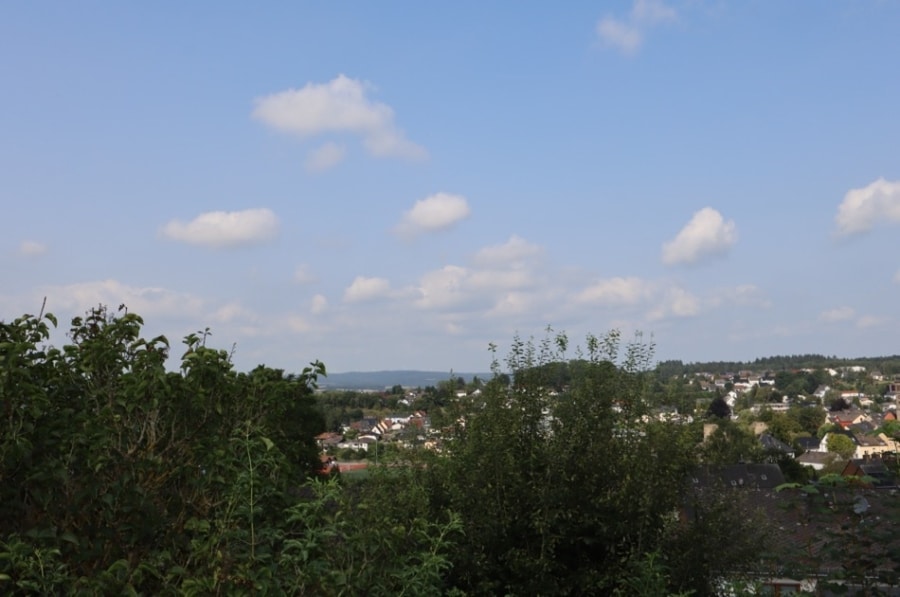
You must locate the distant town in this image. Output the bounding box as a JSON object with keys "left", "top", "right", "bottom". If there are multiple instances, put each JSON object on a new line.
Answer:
{"left": 311, "top": 355, "right": 900, "bottom": 592}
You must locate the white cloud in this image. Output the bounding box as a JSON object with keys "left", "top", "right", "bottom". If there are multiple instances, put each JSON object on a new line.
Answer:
{"left": 212, "top": 302, "right": 257, "bottom": 324}
{"left": 632, "top": 0, "right": 677, "bottom": 24}
{"left": 293, "top": 264, "right": 316, "bottom": 285}
{"left": 253, "top": 74, "right": 426, "bottom": 160}
{"left": 834, "top": 177, "right": 900, "bottom": 236}
{"left": 287, "top": 315, "right": 312, "bottom": 333}
{"left": 597, "top": 0, "right": 677, "bottom": 55}
{"left": 40, "top": 279, "right": 205, "bottom": 318}
{"left": 468, "top": 270, "right": 534, "bottom": 292}
{"left": 647, "top": 287, "right": 700, "bottom": 321}
{"left": 17, "top": 240, "right": 48, "bottom": 256}
{"left": 857, "top": 315, "right": 889, "bottom": 328}
{"left": 311, "top": 294, "right": 328, "bottom": 314}
{"left": 305, "top": 142, "right": 346, "bottom": 172}
{"left": 575, "top": 276, "right": 653, "bottom": 307}
{"left": 708, "top": 285, "right": 772, "bottom": 309}
{"left": 486, "top": 292, "right": 532, "bottom": 317}
{"left": 472, "top": 235, "right": 542, "bottom": 268}
{"left": 415, "top": 265, "right": 470, "bottom": 310}
{"left": 666, "top": 287, "right": 701, "bottom": 317}
{"left": 395, "top": 193, "right": 470, "bottom": 238}
{"left": 662, "top": 207, "right": 737, "bottom": 265}
{"left": 162, "top": 208, "right": 278, "bottom": 249}
{"left": 596, "top": 18, "right": 642, "bottom": 54}
{"left": 820, "top": 306, "right": 855, "bottom": 323}
{"left": 413, "top": 236, "right": 547, "bottom": 313}
{"left": 343, "top": 276, "right": 393, "bottom": 303}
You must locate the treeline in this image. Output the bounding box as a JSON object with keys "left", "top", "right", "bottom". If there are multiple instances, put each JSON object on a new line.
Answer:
{"left": 657, "top": 354, "right": 900, "bottom": 378}
{"left": 0, "top": 307, "right": 453, "bottom": 594}
{"left": 2, "top": 311, "right": 768, "bottom": 594}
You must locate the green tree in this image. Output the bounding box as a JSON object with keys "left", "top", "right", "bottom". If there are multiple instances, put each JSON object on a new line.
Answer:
{"left": 787, "top": 405, "right": 827, "bottom": 436}
{"left": 766, "top": 412, "right": 801, "bottom": 444}
{"left": 701, "top": 420, "right": 764, "bottom": 464}
{"left": 826, "top": 433, "right": 856, "bottom": 460}
{"left": 0, "top": 306, "right": 455, "bottom": 594}
{"left": 422, "top": 329, "right": 756, "bottom": 595}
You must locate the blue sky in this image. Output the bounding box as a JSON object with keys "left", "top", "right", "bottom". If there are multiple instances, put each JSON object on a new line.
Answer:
{"left": 2, "top": 1, "right": 899, "bottom": 373}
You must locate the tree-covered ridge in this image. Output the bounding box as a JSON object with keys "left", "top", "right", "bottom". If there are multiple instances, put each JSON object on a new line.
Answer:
{"left": 658, "top": 353, "right": 900, "bottom": 378}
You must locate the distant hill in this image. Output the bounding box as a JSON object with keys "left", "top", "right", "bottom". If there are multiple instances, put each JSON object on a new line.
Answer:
{"left": 656, "top": 354, "right": 900, "bottom": 378}
{"left": 319, "top": 370, "right": 491, "bottom": 391}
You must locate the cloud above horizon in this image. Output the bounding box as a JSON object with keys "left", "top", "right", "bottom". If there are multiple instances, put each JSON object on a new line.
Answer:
{"left": 575, "top": 276, "right": 654, "bottom": 307}
{"left": 39, "top": 279, "right": 206, "bottom": 319}
{"left": 253, "top": 75, "right": 426, "bottom": 163}
{"left": 820, "top": 306, "right": 855, "bottom": 323}
{"left": 662, "top": 207, "right": 737, "bottom": 265}
{"left": 343, "top": 276, "right": 393, "bottom": 303}
{"left": 305, "top": 142, "right": 347, "bottom": 172}
{"left": 472, "top": 235, "right": 542, "bottom": 268}
{"left": 17, "top": 240, "right": 48, "bottom": 256}
{"left": 162, "top": 208, "right": 279, "bottom": 248}
{"left": 834, "top": 177, "right": 900, "bottom": 236}
{"left": 597, "top": 0, "right": 677, "bottom": 55}
{"left": 395, "top": 193, "right": 470, "bottom": 238}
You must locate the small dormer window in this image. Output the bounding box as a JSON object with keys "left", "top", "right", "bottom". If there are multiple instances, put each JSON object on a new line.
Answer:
{"left": 761, "top": 474, "right": 768, "bottom": 481}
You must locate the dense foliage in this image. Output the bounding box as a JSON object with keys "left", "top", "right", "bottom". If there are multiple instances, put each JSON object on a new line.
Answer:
{"left": 418, "top": 331, "right": 765, "bottom": 595}
{"left": 2, "top": 309, "right": 769, "bottom": 594}
{"left": 0, "top": 307, "right": 456, "bottom": 594}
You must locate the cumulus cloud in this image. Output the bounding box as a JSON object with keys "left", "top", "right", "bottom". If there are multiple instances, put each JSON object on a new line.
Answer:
{"left": 293, "top": 264, "right": 316, "bottom": 285}
{"left": 253, "top": 74, "right": 426, "bottom": 160}
{"left": 162, "top": 208, "right": 278, "bottom": 249}
{"left": 343, "top": 276, "right": 393, "bottom": 303}
{"left": 647, "top": 287, "right": 700, "bottom": 321}
{"left": 212, "top": 302, "right": 257, "bottom": 324}
{"left": 834, "top": 178, "right": 900, "bottom": 236}
{"left": 820, "top": 306, "right": 855, "bottom": 323}
{"left": 311, "top": 294, "right": 328, "bottom": 314}
{"left": 41, "top": 279, "right": 205, "bottom": 318}
{"left": 305, "top": 142, "right": 346, "bottom": 172}
{"left": 708, "top": 285, "right": 772, "bottom": 309}
{"left": 413, "top": 238, "right": 545, "bottom": 313}
{"left": 662, "top": 207, "right": 737, "bottom": 265}
{"left": 287, "top": 315, "right": 312, "bottom": 333}
{"left": 575, "top": 277, "right": 653, "bottom": 307}
{"left": 394, "top": 193, "right": 470, "bottom": 238}
{"left": 857, "top": 315, "right": 889, "bottom": 328}
{"left": 486, "top": 292, "right": 533, "bottom": 317}
{"left": 415, "top": 265, "right": 470, "bottom": 310}
{"left": 632, "top": 0, "right": 677, "bottom": 23}
{"left": 472, "top": 235, "right": 542, "bottom": 268}
{"left": 596, "top": 18, "right": 643, "bottom": 54}
{"left": 17, "top": 240, "right": 47, "bottom": 256}
{"left": 597, "top": 0, "right": 677, "bottom": 54}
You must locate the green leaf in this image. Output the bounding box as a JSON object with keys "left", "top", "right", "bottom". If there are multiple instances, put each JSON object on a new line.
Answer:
{"left": 261, "top": 436, "right": 275, "bottom": 451}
